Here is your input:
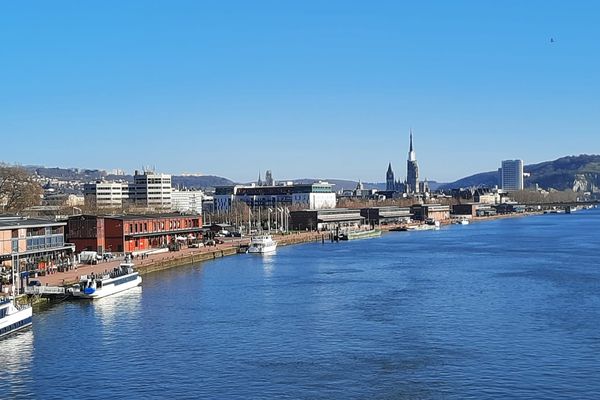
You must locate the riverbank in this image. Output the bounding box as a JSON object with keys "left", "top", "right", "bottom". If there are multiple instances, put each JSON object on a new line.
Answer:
{"left": 32, "top": 231, "right": 324, "bottom": 288}
{"left": 29, "top": 211, "right": 543, "bottom": 290}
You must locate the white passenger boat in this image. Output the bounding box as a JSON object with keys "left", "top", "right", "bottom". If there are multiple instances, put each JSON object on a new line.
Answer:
{"left": 71, "top": 261, "right": 142, "bottom": 299}
{"left": 1, "top": 260, "right": 33, "bottom": 340}
{"left": 0, "top": 297, "right": 32, "bottom": 340}
{"left": 247, "top": 234, "right": 278, "bottom": 254}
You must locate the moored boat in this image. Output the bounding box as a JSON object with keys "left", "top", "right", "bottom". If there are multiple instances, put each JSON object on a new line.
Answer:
{"left": 0, "top": 297, "right": 32, "bottom": 340}
{"left": 338, "top": 229, "right": 382, "bottom": 240}
{"left": 406, "top": 224, "right": 438, "bottom": 231}
{"left": 247, "top": 234, "right": 278, "bottom": 254}
{"left": 70, "top": 261, "right": 142, "bottom": 300}
{"left": 1, "top": 259, "right": 32, "bottom": 340}
{"left": 453, "top": 218, "right": 469, "bottom": 225}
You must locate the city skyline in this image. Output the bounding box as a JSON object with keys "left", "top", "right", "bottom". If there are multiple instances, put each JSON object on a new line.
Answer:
{"left": 2, "top": 1, "right": 600, "bottom": 182}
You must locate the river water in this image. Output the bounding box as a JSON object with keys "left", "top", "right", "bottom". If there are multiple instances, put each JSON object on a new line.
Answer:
{"left": 2, "top": 210, "right": 600, "bottom": 399}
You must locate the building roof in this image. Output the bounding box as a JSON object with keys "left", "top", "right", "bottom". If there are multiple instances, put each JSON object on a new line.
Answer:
{"left": 69, "top": 213, "right": 201, "bottom": 222}
{"left": 0, "top": 215, "right": 66, "bottom": 230}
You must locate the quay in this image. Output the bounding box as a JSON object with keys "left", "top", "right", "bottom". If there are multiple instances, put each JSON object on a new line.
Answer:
{"left": 15, "top": 208, "right": 576, "bottom": 305}
{"left": 32, "top": 231, "right": 325, "bottom": 289}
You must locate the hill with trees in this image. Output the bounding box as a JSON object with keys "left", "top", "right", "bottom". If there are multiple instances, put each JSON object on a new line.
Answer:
{"left": 440, "top": 154, "right": 600, "bottom": 192}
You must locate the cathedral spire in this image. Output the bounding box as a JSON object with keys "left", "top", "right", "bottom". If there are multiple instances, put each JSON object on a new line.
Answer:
{"left": 408, "top": 129, "right": 416, "bottom": 162}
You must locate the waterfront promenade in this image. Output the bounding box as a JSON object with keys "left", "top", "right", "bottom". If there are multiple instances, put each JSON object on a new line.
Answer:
{"left": 26, "top": 211, "right": 542, "bottom": 289}
{"left": 33, "top": 231, "right": 325, "bottom": 287}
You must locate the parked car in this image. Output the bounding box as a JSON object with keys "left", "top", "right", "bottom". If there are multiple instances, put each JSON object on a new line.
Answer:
{"left": 27, "top": 280, "right": 42, "bottom": 287}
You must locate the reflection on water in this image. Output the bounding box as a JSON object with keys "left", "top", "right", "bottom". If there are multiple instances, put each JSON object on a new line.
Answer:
{"left": 261, "top": 253, "right": 277, "bottom": 278}
{"left": 0, "top": 329, "right": 34, "bottom": 398}
{"left": 93, "top": 286, "right": 143, "bottom": 329}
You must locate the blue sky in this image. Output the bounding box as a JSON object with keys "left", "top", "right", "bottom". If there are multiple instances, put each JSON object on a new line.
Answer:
{"left": 1, "top": 1, "right": 599, "bottom": 183}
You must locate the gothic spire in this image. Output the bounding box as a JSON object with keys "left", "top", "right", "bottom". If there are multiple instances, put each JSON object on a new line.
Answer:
{"left": 408, "top": 129, "right": 417, "bottom": 162}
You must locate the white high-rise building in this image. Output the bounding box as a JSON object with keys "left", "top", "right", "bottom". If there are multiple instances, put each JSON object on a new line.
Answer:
{"left": 171, "top": 189, "right": 204, "bottom": 214}
{"left": 131, "top": 170, "right": 172, "bottom": 209}
{"left": 84, "top": 170, "right": 173, "bottom": 209}
{"left": 501, "top": 160, "right": 524, "bottom": 191}
{"left": 83, "top": 181, "right": 128, "bottom": 208}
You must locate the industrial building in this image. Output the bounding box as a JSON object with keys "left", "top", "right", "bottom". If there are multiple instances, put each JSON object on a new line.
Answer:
{"left": 410, "top": 204, "right": 451, "bottom": 221}
{"left": 67, "top": 213, "right": 202, "bottom": 254}
{"left": 451, "top": 203, "right": 496, "bottom": 217}
{"left": 360, "top": 206, "right": 412, "bottom": 225}
{"left": 289, "top": 209, "right": 364, "bottom": 231}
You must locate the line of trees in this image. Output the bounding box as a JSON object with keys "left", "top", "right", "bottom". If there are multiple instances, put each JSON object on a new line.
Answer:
{"left": 0, "top": 164, "right": 43, "bottom": 213}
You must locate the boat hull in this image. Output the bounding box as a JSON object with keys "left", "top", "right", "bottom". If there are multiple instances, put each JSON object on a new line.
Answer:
{"left": 247, "top": 243, "right": 278, "bottom": 253}
{"left": 0, "top": 305, "right": 33, "bottom": 339}
{"left": 339, "top": 230, "right": 382, "bottom": 240}
{"left": 72, "top": 275, "right": 142, "bottom": 300}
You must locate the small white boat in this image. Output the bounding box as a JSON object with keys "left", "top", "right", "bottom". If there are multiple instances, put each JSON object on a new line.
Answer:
{"left": 71, "top": 261, "right": 142, "bottom": 300}
{"left": 406, "top": 224, "right": 438, "bottom": 231}
{"left": 0, "top": 297, "right": 32, "bottom": 340}
{"left": 247, "top": 234, "right": 277, "bottom": 254}
{"left": 454, "top": 218, "right": 469, "bottom": 225}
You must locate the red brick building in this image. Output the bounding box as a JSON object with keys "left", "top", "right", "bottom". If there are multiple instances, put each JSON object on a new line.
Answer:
{"left": 67, "top": 214, "right": 202, "bottom": 254}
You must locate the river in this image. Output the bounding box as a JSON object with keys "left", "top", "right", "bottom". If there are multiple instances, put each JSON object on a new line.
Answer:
{"left": 2, "top": 209, "right": 600, "bottom": 399}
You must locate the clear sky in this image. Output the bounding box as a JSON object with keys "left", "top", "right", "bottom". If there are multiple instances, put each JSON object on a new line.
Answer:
{"left": 1, "top": 1, "right": 599, "bottom": 183}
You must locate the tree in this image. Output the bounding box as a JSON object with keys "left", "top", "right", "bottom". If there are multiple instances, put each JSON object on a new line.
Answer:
{"left": 0, "top": 165, "right": 43, "bottom": 213}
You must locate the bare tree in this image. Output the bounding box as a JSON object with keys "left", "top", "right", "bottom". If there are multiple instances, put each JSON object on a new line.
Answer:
{"left": 0, "top": 165, "right": 43, "bottom": 213}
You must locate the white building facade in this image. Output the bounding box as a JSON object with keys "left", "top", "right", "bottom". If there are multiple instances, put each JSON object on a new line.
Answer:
{"left": 213, "top": 182, "right": 337, "bottom": 212}
{"left": 130, "top": 171, "right": 172, "bottom": 209}
{"left": 84, "top": 170, "right": 172, "bottom": 209}
{"left": 171, "top": 189, "right": 204, "bottom": 214}
{"left": 83, "top": 181, "right": 128, "bottom": 208}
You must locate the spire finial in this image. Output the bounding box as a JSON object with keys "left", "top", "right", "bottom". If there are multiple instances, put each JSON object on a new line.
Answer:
{"left": 409, "top": 128, "right": 413, "bottom": 152}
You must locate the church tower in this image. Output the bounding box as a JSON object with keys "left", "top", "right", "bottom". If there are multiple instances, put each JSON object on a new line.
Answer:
{"left": 386, "top": 162, "right": 395, "bottom": 191}
{"left": 406, "top": 130, "right": 419, "bottom": 193}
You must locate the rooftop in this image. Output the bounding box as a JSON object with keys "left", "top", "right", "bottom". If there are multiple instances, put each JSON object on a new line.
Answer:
{"left": 0, "top": 215, "right": 66, "bottom": 229}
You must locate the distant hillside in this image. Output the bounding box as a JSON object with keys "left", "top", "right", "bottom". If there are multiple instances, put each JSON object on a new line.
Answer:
{"left": 19, "top": 165, "right": 235, "bottom": 189}
{"left": 440, "top": 154, "right": 600, "bottom": 191}
{"left": 172, "top": 175, "right": 234, "bottom": 189}
{"left": 287, "top": 179, "right": 442, "bottom": 192}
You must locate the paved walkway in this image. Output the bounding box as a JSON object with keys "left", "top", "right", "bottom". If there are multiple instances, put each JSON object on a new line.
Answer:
{"left": 33, "top": 232, "right": 322, "bottom": 287}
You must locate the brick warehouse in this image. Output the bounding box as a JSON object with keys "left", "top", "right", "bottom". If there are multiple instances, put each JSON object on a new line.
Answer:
{"left": 67, "top": 214, "right": 203, "bottom": 254}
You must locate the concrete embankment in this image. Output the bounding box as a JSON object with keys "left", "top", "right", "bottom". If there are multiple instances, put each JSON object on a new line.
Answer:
{"left": 135, "top": 247, "right": 238, "bottom": 275}
{"left": 135, "top": 233, "right": 324, "bottom": 276}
